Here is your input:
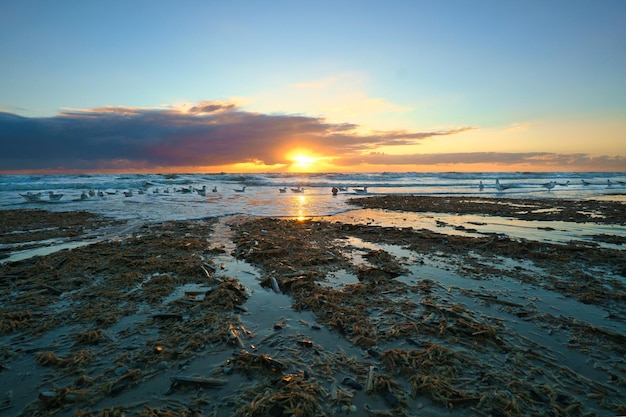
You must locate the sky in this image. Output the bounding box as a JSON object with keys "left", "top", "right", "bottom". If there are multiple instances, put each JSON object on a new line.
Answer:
{"left": 1, "top": 0, "right": 625, "bottom": 173}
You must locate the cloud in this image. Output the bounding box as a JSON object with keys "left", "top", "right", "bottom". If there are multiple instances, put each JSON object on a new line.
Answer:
{"left": 0, "top": 102, "right": 474, "bottom": 172}
{"left": 333, "top": 151, "right": 626, "bottom": 170}
{"left": 252, "top": 73, "right": 413, "bottom": 131}
{"left": 1, "top": 102, "right": 622, "bottom": 173}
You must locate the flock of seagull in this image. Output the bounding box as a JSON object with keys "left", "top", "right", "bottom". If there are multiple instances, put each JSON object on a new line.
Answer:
{"left": 490, "top": 178, "right": 625, "bottom": 192}
{"left": 18, "top": 184, "right": 355, "bottom": 203}
{"left": 19, "top": 178, "right": 625, "bottom": 203}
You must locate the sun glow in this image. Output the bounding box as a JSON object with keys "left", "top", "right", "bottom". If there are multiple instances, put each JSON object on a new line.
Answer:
{"left": 288, "top": 150, "right": 322, "bottom": 172}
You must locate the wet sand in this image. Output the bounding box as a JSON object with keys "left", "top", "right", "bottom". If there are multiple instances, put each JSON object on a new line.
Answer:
{"left": 0, "top": 197, "right": 624, "bottom": 417}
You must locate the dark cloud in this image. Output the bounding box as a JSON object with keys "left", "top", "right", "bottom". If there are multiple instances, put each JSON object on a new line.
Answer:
{"left": 1, "top": 103, "right": 622, "bottom": 172}
{"left": 187, "top": 102, "right": 237, "bottom": 114}
{"left": 0, "top": 103, "right": 475, "bottom": 171}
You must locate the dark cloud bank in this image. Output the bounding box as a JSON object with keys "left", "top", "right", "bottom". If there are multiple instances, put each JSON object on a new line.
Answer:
{"left": 0, "top": 102, "right": 622, "bottom": 172}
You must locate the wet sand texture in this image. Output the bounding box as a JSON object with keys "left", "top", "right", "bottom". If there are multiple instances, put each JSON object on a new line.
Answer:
{"left": 0, "top": 197, "right": 624, "bottom": 417}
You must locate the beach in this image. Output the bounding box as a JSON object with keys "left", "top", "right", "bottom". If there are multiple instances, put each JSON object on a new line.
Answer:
{"left": 0, "top": 196, "right": 625, "bottom": 417}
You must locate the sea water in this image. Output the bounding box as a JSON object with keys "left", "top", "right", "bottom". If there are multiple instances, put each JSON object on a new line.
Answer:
{"left": 1, "top": 172, "right": 625, "bottom": 223}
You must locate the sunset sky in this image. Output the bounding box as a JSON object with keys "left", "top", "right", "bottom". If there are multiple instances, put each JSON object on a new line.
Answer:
{"left": 1, "top": 1, "right": 625, "bottom": 173}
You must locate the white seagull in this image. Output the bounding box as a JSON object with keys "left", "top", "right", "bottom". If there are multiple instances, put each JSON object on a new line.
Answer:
{"left": 542, "top": 181, "right": 556, "bottom": 191}
{"left": 196, "top": 185, "right": 207, "bottom": 196}
{"left": 233, "top": 186, "right": 246, "bottom": 193}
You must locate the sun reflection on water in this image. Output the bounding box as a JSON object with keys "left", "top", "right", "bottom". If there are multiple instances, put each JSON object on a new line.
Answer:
{"left": 295, "top": 194, "right": 309, "bottom": 221}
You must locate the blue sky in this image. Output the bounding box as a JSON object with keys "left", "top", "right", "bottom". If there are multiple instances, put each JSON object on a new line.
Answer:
{"left": 1, "top": 1, "right": 625, "bottom": 172}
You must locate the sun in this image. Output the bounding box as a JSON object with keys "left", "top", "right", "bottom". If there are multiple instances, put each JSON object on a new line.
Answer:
{"left": 292, "top": 154, "right": 316, "bottom": 167}
{"left": 288, "top": 150, "right": 320, "bottom": 171}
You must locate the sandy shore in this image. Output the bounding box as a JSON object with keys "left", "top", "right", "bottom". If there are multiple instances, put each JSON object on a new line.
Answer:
{"left": 0, "top": 197, "right": 624, "bottom": 417}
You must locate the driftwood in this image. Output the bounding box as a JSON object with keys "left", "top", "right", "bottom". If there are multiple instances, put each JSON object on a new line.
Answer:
{"left": 169, "top": 375, "right": 226, "bottom": 389}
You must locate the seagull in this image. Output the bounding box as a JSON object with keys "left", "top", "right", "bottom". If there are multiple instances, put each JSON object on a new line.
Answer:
{"left": 123, "top": 190, "right": 133, "bottom": 197}
{"left": 353, "top": 186, "right": 368, "bottom": 194}
{"left": 20, "top": 192, "right": 43, "bottom": 202}
{"left": 495, "top": 179, "right": 511, "bottom": 192}
{"left": 291, "top": 187, "right": 304, "bottom": 193}
{"left": 337, "top": 187, "right": 348, "bottom": 192}
{"left": 557, "top": 181, "right": 570, "bottom": 187}
{"left": 233, "top": 186, "right": 246, "bottom": 193}
{"left": 479, "top": 180, "right": 484, "bottom": 191}
{"left": 81, "top": 191, "right": 89, "bottom": 200}
{"left": 48, "top": 191, "right": 63, "bottom": 201}
{"left": 196, "top": 185, "right": 207, "bottom": 196}
{"left": 581, "top": 179, "right": 591, "bottom": 186}
{"left": 279, "top": 187, "right": 287, "bottom": 193}
{"left": 542, "top": 181, "right": 556, "bottom": 191}
{"left": 97, "top": 190, "right": 105, "bottom": 197}
{"left": 212, "top": 186, "right": 218, "bottom": 192}
{"left": 607, "top": 179, "right": 613, "bottom": 187}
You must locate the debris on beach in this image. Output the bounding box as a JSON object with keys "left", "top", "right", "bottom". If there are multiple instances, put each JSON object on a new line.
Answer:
{"left": 0, "top": 199, "right": 624, "bottom": 416}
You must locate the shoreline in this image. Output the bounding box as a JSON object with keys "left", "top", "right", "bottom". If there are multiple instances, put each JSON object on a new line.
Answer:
{"left": 0, "top": 196, "right": 624, "bottom": 416}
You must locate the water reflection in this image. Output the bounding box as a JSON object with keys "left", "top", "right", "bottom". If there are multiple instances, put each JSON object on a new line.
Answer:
{"left": 327, "top": 208, "right": 626, "bottom": 249}
{"left": 295, "top": 194, "right": 309, "bottom": 221}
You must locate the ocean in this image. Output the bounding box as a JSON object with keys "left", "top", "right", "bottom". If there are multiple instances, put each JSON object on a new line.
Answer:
{"left": 1, "top": 172, "right": 625, "bottom": 222}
